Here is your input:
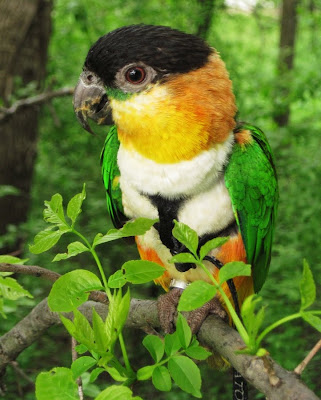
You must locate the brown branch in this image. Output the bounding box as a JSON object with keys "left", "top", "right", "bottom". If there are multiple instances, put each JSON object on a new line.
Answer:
{"left": 294, "top": 339, "right": 321, "bottom": 376}
{"left": 0, "top": 263, "right": 60, "bottom": 282}
{"left": 0, "top": 298, "right": 319, "bottom": 399}
{"left": 0, "top": 263, "right": 107, "bottom": 304}
{"left": 0, "top": 87, "right": 74, "bottom": 121}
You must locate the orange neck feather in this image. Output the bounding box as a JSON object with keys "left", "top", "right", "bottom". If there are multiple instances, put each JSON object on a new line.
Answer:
{"left": 111, "top": 53, "right": 237, "bottom": 163}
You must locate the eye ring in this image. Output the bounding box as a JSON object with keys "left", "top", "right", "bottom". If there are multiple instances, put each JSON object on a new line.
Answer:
{"left": 125, "top": 67, "right": 146, "bottom": 84}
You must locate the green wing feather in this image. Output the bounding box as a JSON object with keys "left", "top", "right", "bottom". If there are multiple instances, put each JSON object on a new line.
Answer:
{"left": 100, "top": 125, "right": 126, "bottom": 228}
{"left": 224, "top": 123, "right": 278, "bottom": 292}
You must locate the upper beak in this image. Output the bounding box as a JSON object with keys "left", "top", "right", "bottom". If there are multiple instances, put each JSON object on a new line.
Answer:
{"left": 73, "top": 71, "right": 112, "bottom": 134}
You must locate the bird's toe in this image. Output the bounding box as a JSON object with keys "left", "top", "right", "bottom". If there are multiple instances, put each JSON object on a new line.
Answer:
{"left": 157, "top": 288, "right": 183, "bottom": 334}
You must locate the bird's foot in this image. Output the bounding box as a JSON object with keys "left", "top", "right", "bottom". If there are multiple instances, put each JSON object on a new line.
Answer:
{"left": 187, "top": 296, "right": 227, "bottom": 334}
{"left": 157, "top": 288, "right": 183, "bottom": 333}
{"left": 158, "top": 288, "right": 227, "bottom": 335}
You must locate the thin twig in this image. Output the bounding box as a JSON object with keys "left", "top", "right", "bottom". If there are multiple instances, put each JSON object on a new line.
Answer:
{"left": 10, "top": 361, "right": 35, "bottom": 387}
{"left": 294, "top": 339, "right": 321, "bottom": 376}
{"left": 72, "top": 337, "right": 84, "bottom": 400}
{"left": 0, "top": 87, "right": 74, "bottom": 121}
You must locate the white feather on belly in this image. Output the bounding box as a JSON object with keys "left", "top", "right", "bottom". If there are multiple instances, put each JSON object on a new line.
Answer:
{"left": 117, "top": 133, "right": 234, "bottom": 198}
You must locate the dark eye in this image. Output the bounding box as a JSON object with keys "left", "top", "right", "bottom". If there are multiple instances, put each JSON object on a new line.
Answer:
{"left": 125, "top": 67, "right": 146, "bottom": 84}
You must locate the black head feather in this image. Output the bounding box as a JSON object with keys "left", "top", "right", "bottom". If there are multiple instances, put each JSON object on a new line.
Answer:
{"left": 84, "top": 24, "right": 212, "bottom": 87}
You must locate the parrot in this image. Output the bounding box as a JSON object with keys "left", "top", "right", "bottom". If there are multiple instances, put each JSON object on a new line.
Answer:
{"left": 73, "top": 24, "right": 278, "bottom": 337}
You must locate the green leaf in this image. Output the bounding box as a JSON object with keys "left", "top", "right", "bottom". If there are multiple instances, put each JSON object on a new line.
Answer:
{"left": 172, "top": 220, "right": 199, "bottom": 255}
{"left": 36, "top": 367, "right": 78, "bottom": 400}
{"left": 71, "top": 356, "right": 96, "bottom": 379}
{"left": 97, "top": 354, "right": 113, "bottom": 367}
{"left": 104, "top": 365, "right": 127, "bottom": 382}
{"left": 104, "top": 289, "right": 130, "bottom": 348}
{"left": 168, "top": 355, "right": 202, "bottom": 398}
{"left": 152, "top": 366, "right": 172, "bottom": 392}
{"left": 122, "top": 260, "right": 165, "bottom": 284}
{"left": 43, "top": 193, "right": 68, "bottom": 228}
{"left": 241, "top": 294, "right": 265, "bottom": 349}
{"left": 300, "top": 260, "right": 316, "bottom": 311}
{"left": 199, "top": 237, "right": 229, "bottom": 260}
{"left": 176, "top": 313, "right": 192, "bottom": 349}
{"left": 0, "top": 255, "right": 28, "bottom": 264}
{"left": 0, "top": 272, "right": 13, "bottom": 277}
{"left": 256, "top": 348, "right": 268, "bottom": 357}
{"left": 89, "top": 368, "right": 105, "bottom": 383}
{"left": 67, "top": 184, "right": 86, "bottom": 225}
{"left": 170, "top": 253, "right": 198, "bottom": 264}
{"left": 108, "top": 270, "right": 127, "bottom": 288}
{"left": 115, "top": 288, "right": 131, "bottom": 332}
{"left": 60, "top": 315, "right": 77, "bottom": 337}
{"left": 93, "top": 218, "right": 158, "bottom": 247}
{"left": 143, "top": 335, "right": 164, "bottom": 363}
{"left": 0, "top": 184, "right": 20, "bottom": 198}
{"left": 178, "top": 280, "right": 216, "bottom": 312}
{"left": 75, "top": 344, "right": 88, "bottom": 355}
{"left": 301, "top": 312, "right": 321, "bottom": 333}
{"left": 72, "top": 310, "right": 96, "bottom": 350}
{"left": 80, "top": 373, "right": 101, "bottom": 398}
{"left": 29, "top": 228, "right": 66, "bottom": 254}
{"left": 164, "top": 331, "right": 181, "bottom": 357}
{"left": 115, "top": 217, "right": 158, "bottom": 236}
{"left": 48, "top": 270, "right": 103, "bottom": 312}
{"left": 219, "top": 261, "right": 251, "bottom": 285}
{"left": 95, "top": 385, "right": 137, "bottom": 400}
{"left": 53, "top": 241, "right": 89, "bottom": 262}
{"left": 0, "top": 298, "right": 5, "bottom": 319}
{"left": 0, "top": 277, "right": 33, "bottom": 300}
{"left": 92, "top": 308, "right": 109, "bottom": 353}
{"left": 137, "top": 365, "right": 155, "bottom": 381}
{"left": 185, "top": 345, "right": 211, "bottom": 361}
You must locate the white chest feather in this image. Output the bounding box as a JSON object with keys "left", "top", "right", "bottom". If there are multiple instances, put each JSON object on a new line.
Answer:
{"left": 117, "top": 134, "right": 234, "bottom": 196}
{"left": 118, "top": 134, "right": 235, "bottom": 237}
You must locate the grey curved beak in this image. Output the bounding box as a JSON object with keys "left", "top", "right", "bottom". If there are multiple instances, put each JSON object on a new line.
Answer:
{"left": 73, "top": 71, "right": 112, "bottom": 134}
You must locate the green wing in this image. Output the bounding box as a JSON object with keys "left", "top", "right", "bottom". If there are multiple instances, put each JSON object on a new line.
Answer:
{"left": 100, "top": 125, "right": 126, "bottom": 228}
{"left": 224, "top": 123, "right": 278, "bottom": 292}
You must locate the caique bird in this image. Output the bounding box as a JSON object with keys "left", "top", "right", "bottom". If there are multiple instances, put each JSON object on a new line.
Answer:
{"left": 73, "top": 24, "right": 278, "bottom": 335}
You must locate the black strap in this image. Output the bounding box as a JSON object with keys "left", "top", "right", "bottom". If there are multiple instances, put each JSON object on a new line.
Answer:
{"left": 233, "top": 369, "right": 248, "bottom": 400}
{"left": 203, "top": 255, "right": 249, "bottom": 400}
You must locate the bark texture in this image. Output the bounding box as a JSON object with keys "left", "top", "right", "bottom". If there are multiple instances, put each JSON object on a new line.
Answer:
{"left": 0, "top": 298, "right": 319, "bottom": 400}
{"left": 273, "top": 0, "right": 298, "bottom": 126}
{"left": 0, "top": 0, "right": 52, "bottom": 248}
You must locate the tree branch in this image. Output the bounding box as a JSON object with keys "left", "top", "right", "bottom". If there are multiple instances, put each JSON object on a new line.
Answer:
{"left": 0, "top": 298, "right": 319, "bottom": 399}
{"left": 294, "top": 339, "right": 321, "bottom": 376}
{"left": 0, "top": 87, "right": 74, "bottom": 121}
{"left": 0, "top": 263, "right": 60, "bottom": 282}
{"left": 0, "top": 263, "right": 107, "bottom": 304}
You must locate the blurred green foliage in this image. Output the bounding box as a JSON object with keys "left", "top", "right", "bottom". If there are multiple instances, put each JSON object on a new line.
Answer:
{"left": 1, "top": 0, "right": 321, "bottom": 399}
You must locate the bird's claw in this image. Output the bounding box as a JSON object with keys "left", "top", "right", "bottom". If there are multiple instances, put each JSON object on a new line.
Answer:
{"left": 158, "top": 289, "right": 227, "bottom": 335}
{"left": 157, "top": 288, "right": 183, "bottom": 333}
{"left": 187, "top": 296, "right": 227, "bottom": 334}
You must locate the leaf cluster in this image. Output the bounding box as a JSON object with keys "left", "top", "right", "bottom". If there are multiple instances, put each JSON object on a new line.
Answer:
{"left": 14, "top": 187, "right": 321, "bottom": 399}
{"left": 0, "top": 255, "right": 32, "bottom": 318}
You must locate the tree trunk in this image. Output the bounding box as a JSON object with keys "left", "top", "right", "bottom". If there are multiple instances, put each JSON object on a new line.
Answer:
{"left": 273, "top": 0, "right": 298, "bottom": 127}
{"left": 0, "top": 0, "right": 52, "bottom": 251}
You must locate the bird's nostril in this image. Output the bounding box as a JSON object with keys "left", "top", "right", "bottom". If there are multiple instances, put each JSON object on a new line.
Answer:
{"left": 87, "top": 74, "right": 93, "bottom": 82}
